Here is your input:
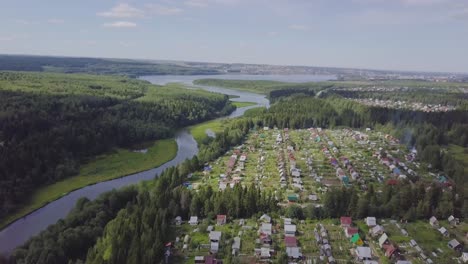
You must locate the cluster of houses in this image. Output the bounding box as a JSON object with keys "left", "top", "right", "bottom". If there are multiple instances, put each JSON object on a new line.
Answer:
{"left": 255, "top": 214, "right": 275, "bottom": 260}
{"left": 429, "top": 215, "right": 464, "bottom": 254}
{"left": 374, "top": 149, "right": 418, "bottom": 184}
{"left": 283, "top": 218, "right": 302, "bottom": 260}
{"left": 314, "top": 224, "right": 335, "bottom": 263}
{"left": 339, "top": 217, "right": 374, "bottom": 262}
{"left": 219, "top": 150, "right": 249, "bottom": 191}
{"left": 351, "top": 98, "right": 457, "bottom": 112}
{"left": 288, "top": 145, "right": 304, "bottom": 192}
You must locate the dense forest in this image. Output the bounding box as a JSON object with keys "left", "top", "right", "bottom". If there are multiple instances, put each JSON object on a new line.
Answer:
{"left": 0, "top": 55, "right": 220, "bottom": 77}
{"left": 0, "top": 72, "right": 234, "bottom": 221}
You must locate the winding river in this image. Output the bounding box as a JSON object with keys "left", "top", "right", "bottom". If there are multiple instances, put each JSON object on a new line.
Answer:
{"left": 0, "top": 74, "right": 333, "bottom": 255}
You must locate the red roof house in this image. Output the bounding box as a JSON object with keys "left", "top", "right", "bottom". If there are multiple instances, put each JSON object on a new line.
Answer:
{"left": 340, "top": 216, "right": 352, "bottom": 227}
{"left": 284, "top": 236, "right": 297, "bottom": 247}
{"left": 345, "top": 227, "right": 359, "bottom": 238}
{"left": 217, "top": 215, "right": 227, "bottom": 225}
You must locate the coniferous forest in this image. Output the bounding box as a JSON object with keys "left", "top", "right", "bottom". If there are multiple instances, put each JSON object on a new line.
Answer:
{"left": 0, "top": 72, "right": 234, "bottom": 221}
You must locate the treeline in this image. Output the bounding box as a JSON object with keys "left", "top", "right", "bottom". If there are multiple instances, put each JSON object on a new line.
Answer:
{"left": 282, "top": 182, "right": 464, "bottom": 221}
{"left": 0, "top": 72, "right": 234, "bottom": 220}
{"left": 268, "top": 88, "right": 315, "bottom": 102}
{"left": 10, "top": 118, "right": 257, "bottom": 264}
{"left": 0, "top": 55, "right": 220, "bottom": 76}
{"left": 10, "top": 187, "right": 139, "bottom": 264}
{"left": 322, "top": 182, "right": 464, "bottom": 220}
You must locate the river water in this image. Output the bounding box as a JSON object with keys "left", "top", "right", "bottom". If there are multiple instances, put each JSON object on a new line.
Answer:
{"left": 0, "top": 74, "right": 334, "bottom": 255}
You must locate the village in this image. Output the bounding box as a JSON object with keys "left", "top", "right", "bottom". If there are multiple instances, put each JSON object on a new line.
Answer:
{"left": 167, "top": 127, "right": 467, "bottom": 264}
{"left": 350, "top": 98, "right": 456, "bottom": 113}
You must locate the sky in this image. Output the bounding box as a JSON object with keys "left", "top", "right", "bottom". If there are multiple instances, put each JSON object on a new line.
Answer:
{"left": 0, "top": 0, "right": 467, "bottom": 73}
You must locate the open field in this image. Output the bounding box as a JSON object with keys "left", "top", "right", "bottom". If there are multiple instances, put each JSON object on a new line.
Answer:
{"left": 0, "top": 139, "right": 177, "bottom": 229}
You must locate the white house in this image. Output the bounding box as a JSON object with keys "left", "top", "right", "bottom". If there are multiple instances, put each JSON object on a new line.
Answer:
{"left": 189, "top": 216, "right": 198, "bottom": 225}
{"left": 366, "top": 217, "right": 377, "bottom": 227}
{"left": 438, "top": 227, "right": 449, "bottom": 237}
{"left": 355, "top": 246, "right": 372, "bottom": 261}
{"left": 370, "top": 225, "right": 384, "bottom": 237}
{"left": 286, "top": 247, "right": 302, "bottom": 259}
{"left": 284, "top": 224, "right": 297, "bottom": 236}
{"left": 260, "top": 223, "right": 272, "bottom": 235}
{"left": 429, "top": 216, "right": 439, "bottom": 227}
{"left": 232, "top": 237, "right": 241, "bottom": 255}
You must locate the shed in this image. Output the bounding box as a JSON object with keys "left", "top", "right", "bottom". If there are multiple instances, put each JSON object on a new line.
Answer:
{"left": 429, "top": 216, "right": 439, "bottom": 227}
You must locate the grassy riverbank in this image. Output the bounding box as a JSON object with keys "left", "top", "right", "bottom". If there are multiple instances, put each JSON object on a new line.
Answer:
{"left": 0, "top": 138, "right": 177, "bottom": 229}
{"left": 231, "top": 101, "right": 257, "bottom": 107}
{"left": 189, "top": 120, "right": 227, "bottom": 145}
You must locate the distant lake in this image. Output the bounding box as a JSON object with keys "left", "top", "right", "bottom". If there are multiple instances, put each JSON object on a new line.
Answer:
{"left": 140, "top": 74, "right": 336, "bottom": 86}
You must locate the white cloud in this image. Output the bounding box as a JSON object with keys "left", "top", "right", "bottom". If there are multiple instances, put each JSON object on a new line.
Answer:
{"left": 97, "top": 3, "right": 144, "bottom": 18}
{"left": 14, "top": 19, "right": 38, "bottom": 25}
{"left": 82, "top": 40, "right": 97, "bottom": 46}
{"left": 103, "top": 21, "right": 137, "bottom": 28}
{"left": 185, "top": 0, "right": 209, "bottom": 7}
{"left": 0, "top": 36, "right": 15, "bottom": 41}
{"left": 267, "top": 31, "right": 279, "bottom": 37}
{"left": 400, "top": 0, "right": 448, "bottom": 5}
{"left": 146, "top": 4, "right": 183, "bottom": 15}
{"left": 47, "top": 18, "right": 64, "bottom": 24}
{"left": 184, "top": 0, "right": 242, "bottom": 7}
{"left": 289, "top": 24, "right": 309, "bottom": 31}
{"left": 119, "top": 41, "right": 134, "bottom": 47}
{"left": 0, "top": 34, "right": 29, "bottom": 42}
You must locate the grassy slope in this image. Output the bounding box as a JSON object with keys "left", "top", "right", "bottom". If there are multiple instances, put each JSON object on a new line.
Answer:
{"left": 0, "top": 139, "right": 177, "bottom": 229}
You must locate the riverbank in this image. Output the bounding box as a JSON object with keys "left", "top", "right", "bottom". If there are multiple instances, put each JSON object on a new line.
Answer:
{"left": 189, "top": 119, "right": 227, "bottom": 145}
{"left": 0, "top": 138, "right": 177, "bottom": 230}
{"left": 231, "top": 101, "right": 257, "bottom": 108}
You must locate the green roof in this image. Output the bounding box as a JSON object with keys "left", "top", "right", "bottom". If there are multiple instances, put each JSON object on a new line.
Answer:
{"left": 351, "top": 233, "right": 360, "bottom": 243}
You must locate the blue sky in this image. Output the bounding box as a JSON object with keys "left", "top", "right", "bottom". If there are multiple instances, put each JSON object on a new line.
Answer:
{"left": 0, "top": 0, "right": 467, "bottom": 73}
